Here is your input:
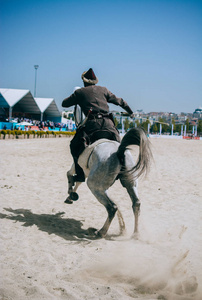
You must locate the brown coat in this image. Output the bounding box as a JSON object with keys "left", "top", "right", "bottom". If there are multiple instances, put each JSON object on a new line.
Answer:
{"left": 62, "top": 85, "right": 133, "bottom": 116}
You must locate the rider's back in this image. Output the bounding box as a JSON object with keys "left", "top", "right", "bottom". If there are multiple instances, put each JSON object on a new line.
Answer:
{"left": 75, "top": 85, "right": 110, "bottom": 115}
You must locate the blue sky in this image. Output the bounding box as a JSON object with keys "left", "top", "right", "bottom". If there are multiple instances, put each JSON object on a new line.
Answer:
{"left": 0, "top": 0, "right": 201, "bottom": 113}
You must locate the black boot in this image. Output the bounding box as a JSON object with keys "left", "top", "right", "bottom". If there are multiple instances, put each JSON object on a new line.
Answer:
{"left": 74, "top": 162, "right": 85, "bottom": 182}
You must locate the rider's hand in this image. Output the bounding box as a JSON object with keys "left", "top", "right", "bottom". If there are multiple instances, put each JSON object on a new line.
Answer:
{"left": 130, "top": 113, "right": 135, "bottom": 119}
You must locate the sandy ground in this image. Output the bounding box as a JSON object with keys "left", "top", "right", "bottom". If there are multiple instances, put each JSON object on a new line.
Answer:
{"left": 0, "top": 136, "right": 202, "bottom": 300}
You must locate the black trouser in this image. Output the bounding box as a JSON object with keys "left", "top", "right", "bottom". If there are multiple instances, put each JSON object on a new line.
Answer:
{"left": 70, "top": 116, "right": 120, "bottom": 182}
{"left": 70, "top": 128, "right": 89, "bottom": 182}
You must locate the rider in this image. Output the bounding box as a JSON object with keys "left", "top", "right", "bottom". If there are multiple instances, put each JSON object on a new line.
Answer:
{"left": 62, "top": 68, "right": 134, "bottom": 182}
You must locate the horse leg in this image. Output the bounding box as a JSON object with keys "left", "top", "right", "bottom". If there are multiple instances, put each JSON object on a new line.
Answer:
{"left": 72, "top": 182, "right": 82, "bottom": 193}
{"left": 117, "top": 209, "right": 126, "bottom": 235}
{"left": 65, "top": 164, "right": 82, "bottom": 203}
{"left": 67, "top": 164, "right": 75, "bottom": 194}
{"left": 65, "top": 169, "right": 74, "bottom": 204}
{"left": 87, "top": 180, "right": 117, "bottom": 238}
{"left": 120, "top": 178, "right": 140, "bottom": 237}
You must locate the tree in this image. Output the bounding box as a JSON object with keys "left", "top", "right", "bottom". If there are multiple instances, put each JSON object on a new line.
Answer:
{"left": 185, "top": 118, "right": 190, "bottom": 131}
{"left": 114, "top": 117, "right": 119, "bottom": 128}
{"left": 117, "top": 122, "right": 122, "bottom": 130}
{"left": 141, "top": 118, "right": 151, "bottom": 132}
{"left": 175, "top": 124, "right": 181, "bottom": 134}
{"left": 172, "top": 118, "right": 176, "bottom": 131}
{"left": 124, "top": 118, "right": 130, "bottom": 131}
{"left": 151, "top": 123, "right": 158, "bottom": 133}
{"left": 158, "top": 117, "right": 169, "bottom": 133}
{"left": 129, "top": 121, "right": 135, "bottom": 129}
{"left": 135, "top": 120, "right": 140, "bottom": 128}
{"left": 197, "top": 119, "right": 202, "bottom": 135}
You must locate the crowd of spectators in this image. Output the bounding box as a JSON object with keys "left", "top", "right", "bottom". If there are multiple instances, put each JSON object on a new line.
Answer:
{"left": 2, "top": 117, "right": 72, "bottom": 131}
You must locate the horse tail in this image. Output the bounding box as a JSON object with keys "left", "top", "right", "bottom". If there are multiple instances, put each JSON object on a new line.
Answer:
{"left": 117, "top": 127, "right": 152, "bottom": 179}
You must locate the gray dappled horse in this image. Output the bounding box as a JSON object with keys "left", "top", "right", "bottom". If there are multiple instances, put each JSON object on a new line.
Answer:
{"left": 66, "top": 108, "right": 152, "bottom": 238}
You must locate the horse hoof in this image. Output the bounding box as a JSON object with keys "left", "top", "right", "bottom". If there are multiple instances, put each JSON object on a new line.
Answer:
{"left": 64, "top": 197, "right": 73, "bottom": 204}
{"left": 87, "top": 228, "right": 103, "bottom": 238}
{"left": 70, "top": 192, "right": 79, "bottom": 201}
{"left": 132, "top": 232, "right": 139, "bottom": 240}
{"left": 87, "top": 227, "right": 98, "bottom": 236}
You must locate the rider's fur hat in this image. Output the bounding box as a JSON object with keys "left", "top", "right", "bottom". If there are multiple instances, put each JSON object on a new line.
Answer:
{"left": 81, "top": 68, "right": 98, "bottom": 85}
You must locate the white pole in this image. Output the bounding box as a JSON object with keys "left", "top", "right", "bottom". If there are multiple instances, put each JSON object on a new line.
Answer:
{"left": 9, "top": 106, "right": 12, "bottom": 121}
{"left": 171, "top": 123, "right": 173, "bottom": 135}
{"left": 181, "top": 125, "right": 183, "bottom": 136}
{"left": 160, "top": 123, "right": 162, "bottom": 135}
{"left": 34, "top": 65, "right": 39, "bottom": 97}
{"left": 195, "top": 125, "right": 197, "bottom": 136}
{"left": 148, "top": 123, "right": 150, "bottom": 134}
{"left": 122, "top": 117, "right": 125, "bottom": 134}
{"left": 192, "top": 126, "right": 195, "bottom": 135}
{"left": 184, "top": 125, "right": 186, "bottom": 136}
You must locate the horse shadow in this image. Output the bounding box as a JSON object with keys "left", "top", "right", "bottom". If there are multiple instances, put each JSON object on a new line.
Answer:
{"left": 0, "top": 208, "right": 95, "bottom": 242}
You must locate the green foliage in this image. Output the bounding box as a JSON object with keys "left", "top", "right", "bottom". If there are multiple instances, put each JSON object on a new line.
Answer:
{"left": 14, "top": 130, "right": 22, "bottom": 136}
{"left": 135, "top": 120, "right": 140, "bottom": 127}
{"left": 114, "top": 117, "right": 119, "bottom": 127}
{"left": 175, "top": 124, "right": 181, "bottom": 133}
{"left": 158, "top": 117, "right": 170, "bottom": 133}
{"left": 197, "top": 119, "right": 202, "bottom": 134}
{"left": 26, "top": 131, "right": 33, "bottom": 138}
{"left": 0, "top": 129, "right": 75, "bottom": 139}
{"left": 124, "top": 118, "right": 130, "bottom": 131}
{"left": 129, "top": 121, "right": 135, "bottom": 129}
{"left": 1, "top": 130, "right": 6, "bottom": 135}
{"left": 141, "top": 121, "right": 147, "bottom": 132}
{"left": 61, "top": 131, "right": 75, "bottom": 136}
{"left": 1, "top": 130, "right": 7, "bottom": 138}
{"left": 37, "top": 131, "right": 46, "bottom": 138}
{"left": 151, "top": 123, "right": 158, "bottom": 133}
{"left": 141, "top": 118, "right": 151, "bottom": 132}
{"left": 171, "top": 118, "right": 176, "bottom": 131}
{"left": 185, "top": 118, "right": 190, "bottom": 131}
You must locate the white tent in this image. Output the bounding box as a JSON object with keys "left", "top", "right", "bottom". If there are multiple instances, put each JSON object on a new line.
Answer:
{"left": 34, "top": 97, "right": 61, "bottom": 121}
{"left": 0, "top": 89, "right": 61, "bottom": 121}
{"left": 0, "top": 88, "right": 41, "bottom": 119}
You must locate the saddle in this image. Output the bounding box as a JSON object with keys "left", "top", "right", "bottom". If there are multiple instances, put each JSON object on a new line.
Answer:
{"left": 89, "top": 129, "right": 116, "bottom": 143}
{"left": 78, "top": 139, "right": 118, "bottom": 177}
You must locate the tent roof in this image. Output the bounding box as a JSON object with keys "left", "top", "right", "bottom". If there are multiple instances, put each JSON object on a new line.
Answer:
{"left": 34, "top": 97, "right": 54, "bottom": 112}
{"left": 0, "top": 88, "right": 41, "bottom": 114}
{"left": 0, "top": 89, "right": 61, "bottom": 117}
{"left": 0, "top": 88, "right": 30, "bottom": 107}
{"left": 35, "top": 97, "right": 61, "bottom": 117}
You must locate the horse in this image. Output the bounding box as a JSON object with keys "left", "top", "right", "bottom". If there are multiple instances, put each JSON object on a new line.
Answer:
{"left": 65, "top": 125, "right": 152, "bottom": 239}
